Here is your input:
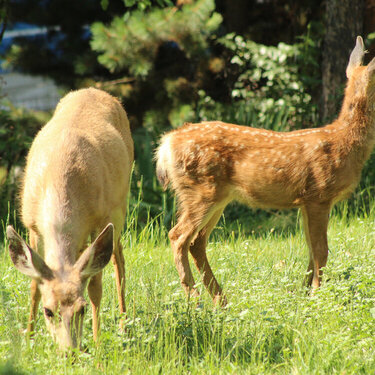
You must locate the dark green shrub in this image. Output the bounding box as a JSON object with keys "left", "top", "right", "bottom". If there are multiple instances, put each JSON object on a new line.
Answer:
{"left": 0, "top": 104, "right": 48, "bottom": 227}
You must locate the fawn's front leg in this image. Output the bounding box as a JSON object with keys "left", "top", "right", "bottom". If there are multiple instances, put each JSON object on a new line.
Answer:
{"left": 302, "top": 203, "right": 330, "bottom": 291}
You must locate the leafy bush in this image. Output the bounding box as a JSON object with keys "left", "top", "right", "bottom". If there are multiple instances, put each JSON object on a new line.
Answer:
{"left": 0, "top": 104, "right": 48, "bottom": 173}
{"left": 0, "top": 103, "right": 48, "bottom": 228}
{"left": 217, "top": 29, "right": 321, "bottom": 129}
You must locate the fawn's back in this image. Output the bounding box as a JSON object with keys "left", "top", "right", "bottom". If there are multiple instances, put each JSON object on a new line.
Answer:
{"left": 158, "top": 113, "right": 373, "bottom": 211}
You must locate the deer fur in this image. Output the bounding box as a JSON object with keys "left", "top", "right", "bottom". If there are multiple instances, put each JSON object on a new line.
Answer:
{"left": 156, "top": 36, "right": 375, "bottom": 305}
{"left": 7, "top": 87, "right": 134, "bottom": 349}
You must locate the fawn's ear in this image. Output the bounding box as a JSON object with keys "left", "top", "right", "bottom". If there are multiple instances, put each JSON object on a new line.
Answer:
{"left": 74, "top": 223, "right": 114, "bottom": 279}
{"left": 7, "top": 226, "right": 54, "bottom": 280}
{"left": 346, "top": 36, "right": 365, "bottom": 79}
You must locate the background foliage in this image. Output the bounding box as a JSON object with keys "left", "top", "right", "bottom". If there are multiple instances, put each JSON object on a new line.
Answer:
{"left": 0, "top": 0, "right": 374, "bottom": 228}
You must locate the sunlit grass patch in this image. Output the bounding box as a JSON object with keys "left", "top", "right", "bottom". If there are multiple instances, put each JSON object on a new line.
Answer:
{"left": 0, "top": 196, "right": 374, "bottom": 374}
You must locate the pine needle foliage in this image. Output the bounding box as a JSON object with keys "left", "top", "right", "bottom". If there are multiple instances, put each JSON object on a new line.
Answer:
{"left": 91, "top": 0, "right": 222, "bottom": 77}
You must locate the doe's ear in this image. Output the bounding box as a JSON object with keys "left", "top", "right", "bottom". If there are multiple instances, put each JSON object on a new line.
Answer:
{"left": 346, "top": 36, "right": 365, "bottom": 78}
{"left": 74, "top": 223, "right": 114, "bottom": 279}
{"left": 7, "top": 226, "right": 54, "bottom": 280}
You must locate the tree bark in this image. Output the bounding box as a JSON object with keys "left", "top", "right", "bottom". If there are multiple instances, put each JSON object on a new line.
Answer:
{"left": 223, "top": 0, "right": 250, "bottom": 35}
{"left": 321, "top": 0, "right": 364, "bottom": 122}
{"left": 0, "top": 0, "right": 9, "bottom": 44}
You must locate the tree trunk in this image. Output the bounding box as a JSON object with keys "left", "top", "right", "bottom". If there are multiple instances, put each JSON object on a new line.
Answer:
{"left": 0, "top": 0, "right": 9, "bottom": 44}
{"left": 223, "top": 0, "right": 250, "bottom": 35}
{"left": 321, "top": 0, "right": 364, "bottom": 122}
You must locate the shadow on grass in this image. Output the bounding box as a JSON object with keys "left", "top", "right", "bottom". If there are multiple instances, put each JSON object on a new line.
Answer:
{"left": 0, "top": 362, "right": 27, "bottom": 375}
{"left": 115, "top": 304, "right": 296, "bottom": 368}
{"left": 217, "top": 202, "right": 300, "bottom": 240}
{"left": 211, "top": 190, "right": 375, "bottom": 243}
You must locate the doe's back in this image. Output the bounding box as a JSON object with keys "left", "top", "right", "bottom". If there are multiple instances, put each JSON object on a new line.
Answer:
{"left": 21, "top": 87, "right": 134, "bottom": 242}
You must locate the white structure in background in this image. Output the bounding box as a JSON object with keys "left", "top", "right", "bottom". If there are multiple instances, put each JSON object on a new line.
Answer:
{"left": 1, "top": 26, "right": 62, "bottom": 111}
{"left": 1, "top": 73, "right": 61, "bottom": 111}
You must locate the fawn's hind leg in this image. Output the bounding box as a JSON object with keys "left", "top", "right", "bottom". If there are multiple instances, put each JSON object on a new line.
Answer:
{"left": 169, "top": 199, "right": 220, "bottom": 299}
{"left": 189, "top": 208, "right": 227, "bottom": 306}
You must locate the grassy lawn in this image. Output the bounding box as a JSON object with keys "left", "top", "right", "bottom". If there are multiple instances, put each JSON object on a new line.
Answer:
{"left": 1, "top": 201, "right": 375, "bottom": 374}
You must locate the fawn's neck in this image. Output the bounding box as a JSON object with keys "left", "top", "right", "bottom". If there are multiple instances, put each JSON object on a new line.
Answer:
{"left": 334, "top": 93, "right": 375, "bottom": 165}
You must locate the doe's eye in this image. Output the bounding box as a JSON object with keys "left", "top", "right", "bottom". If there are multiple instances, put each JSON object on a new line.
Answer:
{"left": 44, "top": 308, "right": 54, "bottom": 318}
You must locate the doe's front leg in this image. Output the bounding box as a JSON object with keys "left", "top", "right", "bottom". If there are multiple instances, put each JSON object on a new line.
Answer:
{"left": 27, "top": 229, "right": 41, "bottom": 336}
{"left": 88, "top": 271, "right": 103, "bottom": 342}
{"left": 112, "top": 240, "right": 126, "bottom": 329}
{"left": 27, "top": 279, "right": 41, "bottom": 336}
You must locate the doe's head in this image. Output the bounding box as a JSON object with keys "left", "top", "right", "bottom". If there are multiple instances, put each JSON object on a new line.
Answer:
{"left": 6, "top": 223, "right": 114, "bottom": 350}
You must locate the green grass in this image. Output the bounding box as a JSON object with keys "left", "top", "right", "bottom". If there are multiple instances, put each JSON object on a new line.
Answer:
{"left": 1, "top": 199, "right": 375, "bottom": 374}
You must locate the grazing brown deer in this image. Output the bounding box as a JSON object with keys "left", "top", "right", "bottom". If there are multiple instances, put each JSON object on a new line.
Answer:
{"left": 156, "top": 36, "right": 375, "bottom": 305}
{"left": 7, "top": 88, "right": 134, "bottom": 349}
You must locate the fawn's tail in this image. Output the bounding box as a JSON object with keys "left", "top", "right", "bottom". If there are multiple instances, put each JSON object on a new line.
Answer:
{"left": 155, "top": 133, "right": 174, "bottom": 190}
